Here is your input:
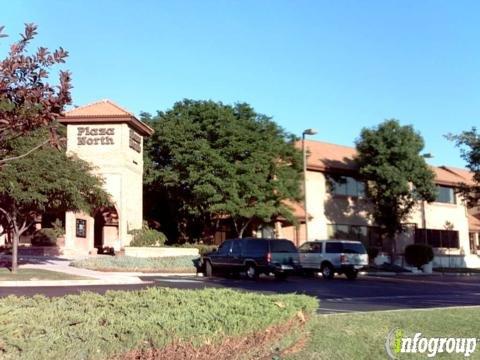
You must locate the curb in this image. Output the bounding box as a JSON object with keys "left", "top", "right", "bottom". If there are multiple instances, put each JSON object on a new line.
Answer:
{"left": 0, "top": 278, "right": 153, "bottom": 287}
{"left": 134, "top": 272, "right": 201, "bottom": 277}
{"left": 0, "top": 273, "right": 202, "bottom": 287}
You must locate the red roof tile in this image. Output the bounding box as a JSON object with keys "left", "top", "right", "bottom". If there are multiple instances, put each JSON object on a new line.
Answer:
{"left": 59, "top": 99, "right": 154, "bottom": 136}
{"left": 299, "top": 139, "right": 474, "bottom": 186}
{"left": 469, "top": 214, "right": 480, "bottom": 231}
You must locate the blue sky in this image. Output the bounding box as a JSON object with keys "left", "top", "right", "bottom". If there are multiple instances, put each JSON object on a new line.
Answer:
{"left": 3, "top": 1, "right": 479, "bottom": 167}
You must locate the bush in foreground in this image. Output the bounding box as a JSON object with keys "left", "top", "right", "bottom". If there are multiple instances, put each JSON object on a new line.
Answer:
{"left": 0, "top": 288, "right": 318, "bottom": 360}
{"left": 70, "top": 255, "right": 199, "bottom": 272}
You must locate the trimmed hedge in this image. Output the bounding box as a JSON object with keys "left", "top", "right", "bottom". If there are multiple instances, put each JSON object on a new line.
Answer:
{"left": 405, "top": 243, "right": 434, "bottom": 269}
{"left": 70, "top": 255, "right": 198, "bottom": 272}
{"left": 168, "top": 243, "right": 218, "bottom": 256}
{"left": 129, "top": 227, "right": 167, "bottom": 247}
{"left": 0, "top": 288, "right": 318, "bottom": 360}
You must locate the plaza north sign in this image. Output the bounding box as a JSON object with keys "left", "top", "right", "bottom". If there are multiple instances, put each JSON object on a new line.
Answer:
{"left": 77, "top": 127, "right": 115, "bottom": 145}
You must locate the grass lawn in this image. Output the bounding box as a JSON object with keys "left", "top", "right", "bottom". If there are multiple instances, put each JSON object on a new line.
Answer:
{"left": 70, "top": 255, "right": 198, "bottom": 272}
{"left": 287, "top": 307, "right": 480, "bottom": 360}
{"left": 0, "top": 268, "right": 92, "bottom": 281}
{"left": 0, "top": 288, "right": 317, "bottom": 360}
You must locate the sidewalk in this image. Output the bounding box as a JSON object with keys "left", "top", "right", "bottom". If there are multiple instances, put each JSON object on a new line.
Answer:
{"left": 0, "top": 255, "right": 198, "bottom": 287}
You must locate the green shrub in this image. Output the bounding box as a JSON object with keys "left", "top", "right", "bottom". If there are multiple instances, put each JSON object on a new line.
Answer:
{"left": 169, "top": 243, "right": 217, "bottom": 256}
{"left": 0, "top": 288, "right": 318, "bottom": 360}
{"left": 129, "top": 227, "right": 167, "bottom": 247}
{"left": 194, "top": 244, "right": 217, "bottom": 256}
{"left": 50, "top": 218, "right": 65, "bottom": 238}
{"left": 31, "top": 228, "right": 58, "bottom": 247}
{"left": 70, "top": 255, "right": 198, "bottom": 272}
{"left": 405, "top": 243, "right": 434, "bottom": 269}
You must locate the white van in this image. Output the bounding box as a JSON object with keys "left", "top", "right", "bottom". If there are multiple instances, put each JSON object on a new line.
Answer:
{"left": 298, "top": 240, "right": 368, "bottom": 280}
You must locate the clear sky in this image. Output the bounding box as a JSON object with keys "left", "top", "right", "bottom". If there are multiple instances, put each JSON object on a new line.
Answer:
{"left": 3, "top": 1, "right": 479, "bottom": 167}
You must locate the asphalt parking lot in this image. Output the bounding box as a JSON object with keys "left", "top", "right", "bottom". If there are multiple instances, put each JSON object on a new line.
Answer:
{"left": 2, "top": 274, "right": 478, "bottom": 314}
{"left": 139, "top": 274, "right": 480, "bottom": 314}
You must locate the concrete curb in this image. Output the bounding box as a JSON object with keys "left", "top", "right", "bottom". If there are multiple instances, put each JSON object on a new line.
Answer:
{"left": 0, "top": 272, "right": 202, "bottom": 287}
{"left": 0, "top": 278, "right": 152, "bottom": 287}
{"left": 84, "top": 271, "right": 200, "bottom": 276}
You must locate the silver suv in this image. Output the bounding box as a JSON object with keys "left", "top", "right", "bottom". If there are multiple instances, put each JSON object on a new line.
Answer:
{"left": 298, "top": 240, "right": 368, "bottom": 280}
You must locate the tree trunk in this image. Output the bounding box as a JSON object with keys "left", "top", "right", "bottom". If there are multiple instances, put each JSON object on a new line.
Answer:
{"left": 12, "top": 230, "right": 19, "bottom": 273}
{"left": 389, "top": 233, "right": 397, "bottom": 265}
{"left": 238, "top": 219, "right": 252, "bottom": 239}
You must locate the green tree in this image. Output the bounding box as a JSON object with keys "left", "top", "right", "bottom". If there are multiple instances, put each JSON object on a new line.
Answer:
{"left": 0, "top": 128, "right": 111, "bottom": 272}
{"left": 0, "top": 23, "right": 71, "bottom": 164}
{"left": 144, "top": 100, "right": 302, "bottom": 241}
{"left": 448, "top": 128, "right": 480, "bottom": 207}
{"left": 355, "top": 120, "right": 436, "bottom": 259}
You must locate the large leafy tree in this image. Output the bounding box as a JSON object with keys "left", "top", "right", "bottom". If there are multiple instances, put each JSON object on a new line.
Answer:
{"left": 0, "top": 23, "right": 71, "bottom": 164}
{"left": 0, "top": 128, "right": 111, "bottom": 272}
{"left": 144, "top": 100, "right": 302, "bottom": 241}
{"left": 355, "top": 119, "right": 436, "bottom": 258}
{"left": 448, "top": 128, "right": 480, "bottom": 207}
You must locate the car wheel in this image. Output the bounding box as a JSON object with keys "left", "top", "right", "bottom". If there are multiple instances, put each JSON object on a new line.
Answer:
{"left": 346, "top": 269, "right": 358, "bottom": 280}
{"left": 245, "top": 263, "right": 258, "bottom": 280}
{"left": 205, "top": 260, "right": 214, "bottom": 277}
{"left": 321, "top": 263, "right": 334, "bottom": 280}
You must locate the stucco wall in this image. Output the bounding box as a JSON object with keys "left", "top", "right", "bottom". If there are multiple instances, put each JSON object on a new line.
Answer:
{"left": 304, "top": 169, "right": 475, "bottom": 259}
{"left": 64, "top": 123, "right": 145, "bottom": 252}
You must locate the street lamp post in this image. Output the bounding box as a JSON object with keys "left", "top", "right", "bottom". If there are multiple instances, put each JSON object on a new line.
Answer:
{"left": 302, "top": 128, "right": 317, "bottom": 243}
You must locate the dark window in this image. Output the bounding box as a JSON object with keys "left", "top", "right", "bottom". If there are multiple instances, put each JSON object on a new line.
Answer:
{"left": 341, "top": 242, "right": 367, "bottom": 254}
{"left": 415, "top": 229, "right": 459, "bottom": 248}
{"left": 231, "top": 240, "right": 242, "bottom": 256}
{"left": 331, "top": 176, "right": 365, "bottom": 197}
{"left": 269, "top": 240, "right": 297, "bottom": 253}
{"left": 217, "top": 240, "right": 232, "bottom": 255}
{"left": 311, "top": 242, "right": 322, "bottom": 253}
{"left": 470, "top": 233, "right": 476, "bottom": 253}
{"left": 244, "top": 239, "right": 268, "bottom": 255}
{"left": 436, "top": 186, "right": 456, "bottom": 204}
{"left": 299, "top": 242, "right": 322, "bottom": 253}
{"left": 76, "top": 219, "right": 87, "bottom": 238}
{"left": 298, "top": 242, "right": 313, "bottom": 253}
{"left": 327, "top": 224, "right": 382, "bottom": 249}
{"left": 326, "top": 242, "right": 343, "bottom": 253}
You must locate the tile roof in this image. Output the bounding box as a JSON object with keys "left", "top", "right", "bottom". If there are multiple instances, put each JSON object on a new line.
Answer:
{"left": 64, "top": 99, "right": 133, "bottom": 118}
{"left": 300, "top": 139, "right": 474, "bottom": 186}
{"left": 301, "top": 140, "right": 357, "bottom": 172}
{"left": 59, "top": 99, "right": 154, "bottom": 136}
{"left": 468, "top": 214, "right": 480, "bottom": 231}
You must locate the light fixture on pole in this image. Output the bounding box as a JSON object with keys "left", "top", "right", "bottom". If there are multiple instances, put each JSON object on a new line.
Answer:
{"left": 302, "top": 128, "right": 317, "bottom": 243}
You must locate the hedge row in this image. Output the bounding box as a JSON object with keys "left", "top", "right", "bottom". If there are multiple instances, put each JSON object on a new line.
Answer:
{"left": 0, "top": 288, "right": 318, "bottom": 359}
{"left": 70, "top": 255, "right": 198, "bottom": 272}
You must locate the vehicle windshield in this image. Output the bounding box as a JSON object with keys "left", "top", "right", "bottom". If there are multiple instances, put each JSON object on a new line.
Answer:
{"left": 341, "top": 242, "right": 367, "bottom": 254}
{"left": 270, "top": 240, "right": 297, "bottom": 253}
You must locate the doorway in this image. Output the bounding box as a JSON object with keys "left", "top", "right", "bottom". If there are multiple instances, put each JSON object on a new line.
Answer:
{"left": 94, "top": 207, "right": 119, "bottom": 252}
{"left": 94, "top": 212, "right": 106, "bottom": 250}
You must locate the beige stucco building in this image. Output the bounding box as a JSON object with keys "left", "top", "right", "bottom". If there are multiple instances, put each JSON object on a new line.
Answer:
{"left": 58, "top": 100, "right": 154, "bottom": 255}
{"left": 280, "top": 140, "right": 480, "bottom": 268}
